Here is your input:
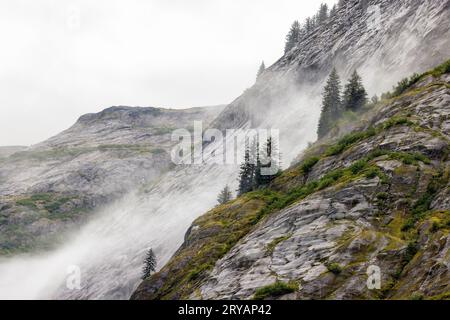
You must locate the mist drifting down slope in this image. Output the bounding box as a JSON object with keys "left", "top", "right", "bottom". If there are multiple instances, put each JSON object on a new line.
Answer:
{"left": 0, "top": 0, "right": 449, "bottom": 299}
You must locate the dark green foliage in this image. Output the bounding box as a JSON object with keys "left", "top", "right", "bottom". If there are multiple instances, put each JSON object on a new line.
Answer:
{"left": 217, "top": 186, "right": 232, "bottom": 205}
{"left": 299, "top": 156, "right": 320, "bottom": 174}
{"left": 327, "top": 263, "right": 343, "bottom": 275}
{"left": 238, "top": 141, "right": 255, "bottom": 196}
{"left": 142, "top": 248, "right": 157, "bottom": 280}
{"left": 376, "top": 192, "right": 389, "bottom": 201}
{"left": 349, "top": 160, "right": 368, "bottom": 174}
{"left": 343, "top": 70, "right": 368, "bottom": 112}
{"left": 238, "top": 137, "right": 279, "bottom": 195}
{"left": 392, "top": 73, "right": 421, "bottom": 96}
{"left": 284, "top": 21, "right": 301, "bottom": 54}
{"left": 402, "top": 173, "right": 444, "bottom": 231}
{"left": 258, "top": 137, "right": 280, "bottom": 186}
{"left": 318, "top": 68, "right": 342, "bottom": 138}
{"left": 253, "top": 281, "right": 297, "bottom": 300}
{"left": 317, "top": 177, "right": 334, "bottom": 190}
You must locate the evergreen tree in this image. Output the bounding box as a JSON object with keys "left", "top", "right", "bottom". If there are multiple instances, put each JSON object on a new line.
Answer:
{"left": 343, "top": 71, "right": 368, "bottom": 112}
{"left": 318, "top": 68, "right": 342, "bottom": 138}
{"left": 258, "top": 137, "right": 280, "bottom": 186}
{"left": 257, "top": 61, "right": 266, "bottom": 80}
{"left": 238, "top": 140, "right": 255, "bottom": 195}
{"left": 284, "top": 21, "right": 301, "bottom": 54}
{"left": 251, "top": 137, "right": 262, "bottom": 189}
{"left": 142, "top": 248, "right": 157, "bottom": 280}
{"left": 317, "top": 3, "right": 329, "bottom": 24}
{"left": 330, "top": 4, "right": 337, "bottom": 17}
{"left": 305, "top": 17, "right": 314, "bottom": 34}
{"left": 217, "top": 185, "right": 232, "bottom": 205}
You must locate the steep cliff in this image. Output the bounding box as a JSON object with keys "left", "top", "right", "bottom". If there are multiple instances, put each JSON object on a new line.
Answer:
{"left": 132, "top": 61, "right": 450, "bottom": 300}
{"left": 210, "top": 0, "right": 450, "bottom": 163}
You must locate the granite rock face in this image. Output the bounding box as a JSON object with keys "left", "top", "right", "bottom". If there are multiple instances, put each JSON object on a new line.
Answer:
{"left": 133, "top": 72, "right": 449, "bottom": 300}
{"left": 210, "top": 0, "right": 450, "bottom": 163}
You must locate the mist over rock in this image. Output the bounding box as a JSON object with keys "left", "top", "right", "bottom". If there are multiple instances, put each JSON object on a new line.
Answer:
{"left": 1, "top": 0, "right": 449, "bottom": 300}
{"left": 211, "top": 0, "right": 450, "bottom": 163}
{"left": 133, "top": 68, "right": 450, "bottom": 301}
{"left": 0, "top": 105, "right": 223, "bottom": 255}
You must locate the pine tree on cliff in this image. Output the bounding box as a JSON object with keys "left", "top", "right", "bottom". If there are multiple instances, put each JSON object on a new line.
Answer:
{"left": 318, "top": 68, "right": 342, "bottom": 138}
{"left": 217, "top": 185, "right": 232, "bottom": 205}
{"left": 317, "top": 3, "right": 329, "bottom": 24}
{"left": 284, "top": 21, "right": 301, "bottom": 54}
{"left": 237, "top": 141, "right": 255, "bottom": 195}
{"left": 305, "top": 17, "right": 314, "bottom": 34}
{"left": 343, "top": 71, "right": 368, "bottom": 112}
{"left": 258, "top": 137, "right": 280, "bottom": 186}
{"left": 257, "top": 61, "right": 266, "bottom": 80}
{"left": 142, "top": 248, "right": 157, "bottom": 280}
{"left": 251, "top": 137, "right": 262, "bottom": 189}
{"left": 330, "top": 4, "right": 337, "bottom": 17}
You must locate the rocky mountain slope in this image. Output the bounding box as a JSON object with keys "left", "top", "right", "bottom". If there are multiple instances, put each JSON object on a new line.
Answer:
{"left": 0, "top": 105, "right": 223, "bottom": 255}
{"left": 1, "top": 0, "right": 449, "bottom": 300}
{"left": 211, "top": 0, "right": 450, "bottom": 164}
{"left": 132, "top": 61, "right": 450, "bottom": 300}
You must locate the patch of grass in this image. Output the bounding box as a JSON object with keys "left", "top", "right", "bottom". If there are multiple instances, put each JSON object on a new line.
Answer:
{"left": 30, "top": 193, "right": 53, "bottom": 202}
{"left": 253, "top": 281, "right": 297, "bottom": 300}
{"left": 382, "top": 117, "right": 414, "bottom": 130}
{"left": 317, "top": 177, "right": 335, "bottom": 191}
{"left": 15, "top": 199, "right": 37, "bottom": 210}
{"left": 349, "top": 159, "right": 368, "bottom": 175}
{"left": 389, "top": 152, "right": 431, "bottom": 165}
{"left": 325, "top": 128, "right": 376, "bottom": 157}
{"left": 423, "top": 59, "right": 450, "bottom": 77}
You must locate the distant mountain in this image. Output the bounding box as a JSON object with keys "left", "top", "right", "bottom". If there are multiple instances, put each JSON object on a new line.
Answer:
{"left": 0, "top": 105, "right": 224, "bottom": 255}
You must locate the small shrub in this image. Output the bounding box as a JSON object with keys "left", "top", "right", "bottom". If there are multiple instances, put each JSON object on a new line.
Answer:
{"left": 365, "top": 167, "right": 380, "bottom": 179}
{"left": 410, "top": 293, "right": 424, "bottom": 301}
{"left": 404, "top": 241, "right": 418, "bottom": 264}
{"left": 300, "top": 157, "right": 320, "bottom": 174}
{"left": 392, "top": 74, "right": 421, "bottom": 97}
{"left": 349, "top": 160, "right": 368, "bottom": 174}
{"left": 253, "top": 281, "right": 297, "bottom": 300}
{"left": 376, "top": 192, "right": 389, "bottom": 201}
{"left": 327, "top": 263, "right": 343, "bottom": 275}
{"left": 401, "top": 218, "right": 416, "bottom": 232}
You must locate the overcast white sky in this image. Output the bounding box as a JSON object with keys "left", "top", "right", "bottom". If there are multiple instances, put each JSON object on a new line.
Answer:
{"left": 0, "top": 0, "right": 336, "bottom": 146}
